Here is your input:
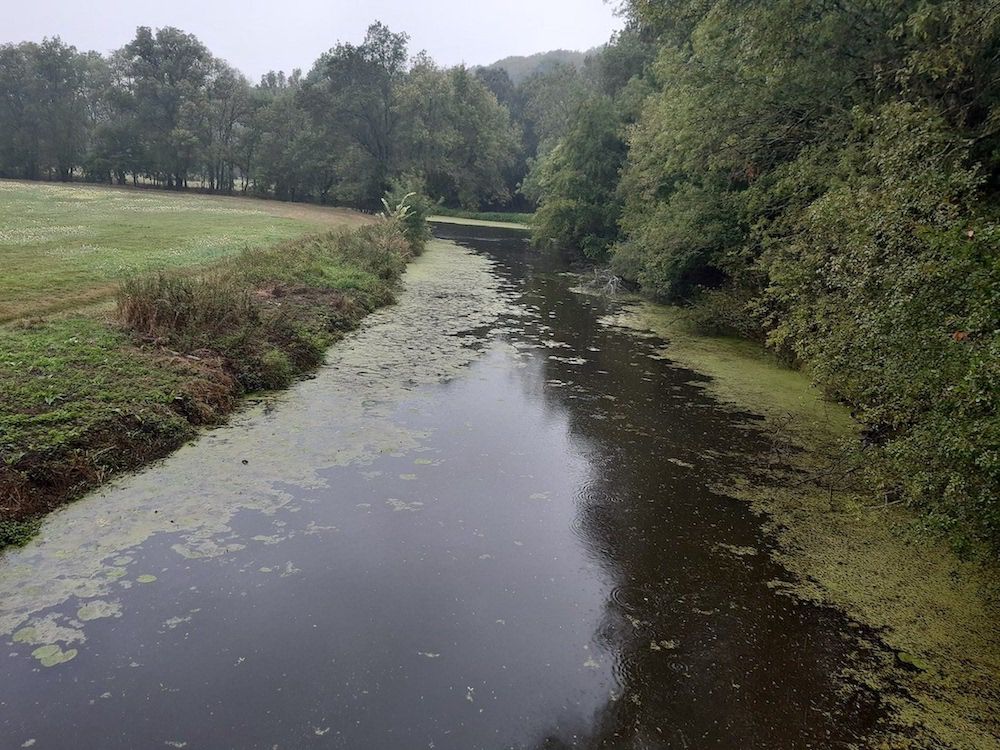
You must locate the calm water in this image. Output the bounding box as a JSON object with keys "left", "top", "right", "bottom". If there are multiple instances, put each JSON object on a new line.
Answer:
{"left": 0, "top": 225, "right": 881, "bottom": 749}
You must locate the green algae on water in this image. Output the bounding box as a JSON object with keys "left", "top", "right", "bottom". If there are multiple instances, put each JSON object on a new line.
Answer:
{"left": 0, "top": 241, "right": 515, "bottom": 672}
{"left": 31, "top": 644, "right": 78, "bottom": 667}
{"left": 77, "top": 600, "right": 122, "bottom": 622}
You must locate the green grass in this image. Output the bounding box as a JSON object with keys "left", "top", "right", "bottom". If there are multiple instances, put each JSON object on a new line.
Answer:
{"left": 0, "top": 181, "right": 366, "bottom": 321}
{"left": 0, "top": 317, "right": 193, "bottom": 456}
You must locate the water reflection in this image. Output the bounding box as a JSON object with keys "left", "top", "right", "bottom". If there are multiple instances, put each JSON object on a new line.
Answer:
{"left": 438, "top": 224, "right": 883, "bottom": 748}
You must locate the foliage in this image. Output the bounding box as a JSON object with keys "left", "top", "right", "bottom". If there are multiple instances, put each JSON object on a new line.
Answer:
{"left": 531, "top": 96, "right": 627, "bottom": 260}
{"left": 0, "top": 23, "right": 529, "bottom": 212}
{"left": 536, "top": 0, "right": 1000, "bottom": 551}
{"left": 0, "top": 38, "right": 100, "bottom": 181}
{"left": 759, "top": 103, "right": 1000, "bottom": 549}
{"left": 526, "top": 29, "right": 653, "bottom": 256}
{"left": 398, "top": 60, "right": 520, "bottom": 208}
{"left": 382, "top": 176, "right": 432, "bottom": 253}
{"left": 299, "top": 22, "right": 409, "bottom": 205}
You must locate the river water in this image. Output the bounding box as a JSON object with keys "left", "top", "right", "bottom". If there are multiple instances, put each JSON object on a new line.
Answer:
{"left": 0, "top": 225, "right": 882, "bottom": 749}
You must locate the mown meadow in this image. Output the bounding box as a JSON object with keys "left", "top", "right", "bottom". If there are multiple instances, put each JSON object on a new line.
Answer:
{"left": 0, "top": 181, "right": 368, "bottom": 321}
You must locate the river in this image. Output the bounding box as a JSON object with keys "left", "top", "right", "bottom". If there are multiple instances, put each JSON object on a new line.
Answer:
{"left": 0, "top": 224, "right": 883, "bottom": 749}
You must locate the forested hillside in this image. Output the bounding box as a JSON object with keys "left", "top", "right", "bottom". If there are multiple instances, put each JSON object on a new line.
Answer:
{"left": 532, "top": 0, "right": 1000, "bottom": 553}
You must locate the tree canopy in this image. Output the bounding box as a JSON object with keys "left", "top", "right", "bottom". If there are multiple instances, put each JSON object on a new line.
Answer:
{"left": 0, "top": 23, "right": 531, "bottom": 210}
{"left": 531, "top": 0, "right": 1000, "bottom": 552}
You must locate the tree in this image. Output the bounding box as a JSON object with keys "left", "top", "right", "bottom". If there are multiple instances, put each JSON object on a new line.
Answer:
{"left": 0, "top": 39, "right": 96, "bottom": 180}
{"left": 117, "top": 26, "right": 213, "bottom": 187}
{"left": 301, "top": 22, "right": 410, "bottom": 205}
{"left": 203, "top": 61, "right": 251, "bottom": 192}
{"left": 531, "top": 95, "right": 627, "bottom": 259}
{"left": 398, "top": 60, "right": 520, "bottom": 207}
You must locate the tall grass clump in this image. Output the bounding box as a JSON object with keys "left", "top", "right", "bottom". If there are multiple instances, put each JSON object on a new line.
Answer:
{"left": 118, "top": 272, "right": 256, "bottom": 344}
{"left": 116, "top": 223, "right": 412, "bottom": 393}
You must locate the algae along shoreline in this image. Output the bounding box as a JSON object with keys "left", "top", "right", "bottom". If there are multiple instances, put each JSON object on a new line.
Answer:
{"left": 0, "top": 221, "right": 417, "bottom": 551}
{"left": 599, "top": 301, "right": 1000, "bottom": 750}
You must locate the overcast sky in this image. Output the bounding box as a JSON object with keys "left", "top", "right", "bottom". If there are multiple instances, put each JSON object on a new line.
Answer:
{"left": 3, "top": 0, "right": 623, "bottom": 79}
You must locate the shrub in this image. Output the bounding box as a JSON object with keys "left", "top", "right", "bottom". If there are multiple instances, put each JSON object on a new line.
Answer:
{"left": 383, "top": 176, "right": 432, "bottom": 254}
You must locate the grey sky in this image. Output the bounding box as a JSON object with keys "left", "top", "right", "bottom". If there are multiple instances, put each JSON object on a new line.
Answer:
{"left": 3, "top": 0, "right": 623, "bottom": 80}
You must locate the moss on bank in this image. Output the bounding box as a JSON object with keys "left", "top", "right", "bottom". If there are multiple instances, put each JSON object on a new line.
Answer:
{"left": 600, "top": 300, "right": 1000, "bottom": 750}
{"left": 0, "top": 223, "right": 415, "bottom": 550}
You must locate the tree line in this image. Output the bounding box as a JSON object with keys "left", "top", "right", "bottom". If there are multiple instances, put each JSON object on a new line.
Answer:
{"left": 532, "top": 0, "right": 1000, "bottom": 552}
{"left": 0, "top": 23, "right": 596, "bottom": 210}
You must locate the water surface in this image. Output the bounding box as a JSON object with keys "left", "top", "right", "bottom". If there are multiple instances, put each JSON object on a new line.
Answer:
{"left": 0, "top": 226, "right": 881, "bottom": 748}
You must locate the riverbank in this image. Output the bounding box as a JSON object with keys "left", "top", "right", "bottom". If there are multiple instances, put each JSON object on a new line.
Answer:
{"left": 427, "top": 206, "right": 532, "bottom": 226}
{"left": 429, "top": 215, "right": 532, "bottom": 231}
{"left": 0, "top": 222, "right": 416, "bottom": 551}
{"left": 0, "top": 237, "right": 514, "bottom": 666}
{"left": 600, "top": 301, "right": 1000, "bottom": 749}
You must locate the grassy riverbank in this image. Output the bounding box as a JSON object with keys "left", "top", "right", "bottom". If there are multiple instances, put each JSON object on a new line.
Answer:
{"left": 0, "top": 182, "right": 414, "bottom": 550}
{"left": 602, "top": 302, "right": 1000, "bottom": 750}
{"left": 429, "top": 206, "right": 533, "bottom": 226}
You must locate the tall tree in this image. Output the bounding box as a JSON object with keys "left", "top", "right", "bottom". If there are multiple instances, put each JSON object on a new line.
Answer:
{"left": 117, "top": 26, "right": 213, "bottom": 188}
{"left": 399, "top": 60, "right": 520, "bottom": 207}
{"left": 0, "top": 39, "right": 96, "bottom": 180}
{"left": 301, "top": 22, "right": 409, "bottom": 205}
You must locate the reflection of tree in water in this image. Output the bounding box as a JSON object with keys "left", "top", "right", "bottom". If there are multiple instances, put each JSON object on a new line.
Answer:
{"left": 477, "top": 232, "right": 884, "bottom": 749}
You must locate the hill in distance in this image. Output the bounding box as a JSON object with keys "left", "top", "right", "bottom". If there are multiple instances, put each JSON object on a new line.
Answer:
{"left": 486, "top": 48, "right": 601, "bottom": 84}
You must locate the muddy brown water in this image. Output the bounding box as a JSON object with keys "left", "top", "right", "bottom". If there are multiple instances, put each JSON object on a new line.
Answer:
{"left": 0, "top": 225, "right": 884, "bottom": 749}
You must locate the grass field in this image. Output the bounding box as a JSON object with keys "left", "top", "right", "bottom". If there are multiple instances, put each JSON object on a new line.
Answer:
{"left": 0, "top": 181, "right": 409, "bottom": 549}
{"left": 0, "top": 180, "right": 369, "bottom": 321}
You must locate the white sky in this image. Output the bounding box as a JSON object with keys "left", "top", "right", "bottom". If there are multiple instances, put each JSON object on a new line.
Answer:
{"left": 2, "top": 0, "right": 624, "bottom": 80}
